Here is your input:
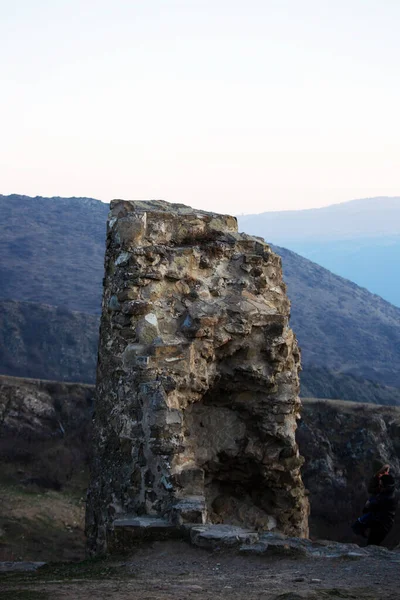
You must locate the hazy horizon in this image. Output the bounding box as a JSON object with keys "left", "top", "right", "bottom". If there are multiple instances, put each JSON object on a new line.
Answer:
{"left": 2, "top": 1, "right": 400, "bottom": 215}
{"left": 3, "top": 192, "right": 400, "bottom": 217}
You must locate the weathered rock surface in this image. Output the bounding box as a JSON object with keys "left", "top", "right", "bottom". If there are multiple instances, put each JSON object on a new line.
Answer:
{"left": 0, "top": 374, "right": 93, "bottom": 489}
{"left": 0, "top": 561, "right": 46, "bottom": 573}
{"left": 110, "top": 520, "right": 400, "bottom": 560}
{"left": 238, "top": 531, "right": 400, "bottom": 562}
{"left": 299, "top": 399, "right": 400, "bottom": 546}
{"left": 86, "top": 200, "right": 309, "bottom": 554}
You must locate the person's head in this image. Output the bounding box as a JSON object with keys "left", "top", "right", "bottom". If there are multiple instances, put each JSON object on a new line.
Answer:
{"left": 373, "top": 462, "right": 390, "bottom": 477}
{"left": 380, "top": 474, "right": 395, "bottom": 492}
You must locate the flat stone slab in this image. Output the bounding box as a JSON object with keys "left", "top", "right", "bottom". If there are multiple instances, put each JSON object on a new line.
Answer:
{"left": 113, "top": 516, "right": 176, "bottom": 530}
{"left": 240, "top": 532, "right": 400, "bottom": 561}
{"left": 190, "top": 524, "right": 259, "bottom": 549}
{"left": 0, "top": 561, "right": 46, "bottom": 572}
{"left": 109, "top": 516, "right": 181, "bottom": 552}
{"left": 241, "top": 535, "right": 309, "bottom": 558}
{"left": 110, "top": 519, "right": 400, "bottom": 560}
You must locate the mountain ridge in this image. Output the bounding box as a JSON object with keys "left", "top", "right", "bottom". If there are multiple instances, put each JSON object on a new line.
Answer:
{"left": 238, "top": 196, "right": 400, "bottom": 240}
{"left": 1, "top": 194, "right": 400, "bottom": 401}
{"left": 238, "top": 196, "right": 400, "bottom": 306}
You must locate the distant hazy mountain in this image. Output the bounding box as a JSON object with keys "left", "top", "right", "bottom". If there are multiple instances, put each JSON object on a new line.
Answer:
{"left": 273, "top": 245, "right": 400, "bottom": 388}
{"left": 238, "top": 197, "right": 400, "bottom": 241}
{"left": 1, "top": 194, "right": 400, "bottom": 402}
{"left": 238, "top": 197, "right": 400, "bottom": 307}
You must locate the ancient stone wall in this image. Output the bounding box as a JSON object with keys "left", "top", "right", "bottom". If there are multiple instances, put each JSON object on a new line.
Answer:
{"left": 86, "top": 200, "right": 309, "bottom": 554}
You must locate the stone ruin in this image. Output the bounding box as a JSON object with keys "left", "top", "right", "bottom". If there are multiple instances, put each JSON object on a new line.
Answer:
{"left": 86, "top": 200, "right": 309, "bottom": 554}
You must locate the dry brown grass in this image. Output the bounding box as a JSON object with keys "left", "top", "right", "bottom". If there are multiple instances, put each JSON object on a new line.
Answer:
{"left": 0, "top": 478, "right": 87, "bottom": 562}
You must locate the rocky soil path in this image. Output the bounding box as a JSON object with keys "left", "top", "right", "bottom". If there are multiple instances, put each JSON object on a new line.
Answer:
{"left": 2, "top": 540, "right": 400, "bottom": 599}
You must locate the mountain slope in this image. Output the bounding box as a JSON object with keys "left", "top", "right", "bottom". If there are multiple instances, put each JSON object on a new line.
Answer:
{"left": 273, "top": 244, "right": 400, "bottom": 388}
{"left": 1, "top": 299, "right": 399, "bottom": 403}
{"left": 0, "top": 194, "right": 108, "bottom": 313}
{"left": 301, "top": 367, "right": 400, "bottom": 405}
{"left": 277, "top": 236, "right": 400, "bottom": 307}
{"left": 1, "top": 194, "right": 400, "bottom": 397}
{"left": 0, "top": 300, "right": 99, "bottom": 383}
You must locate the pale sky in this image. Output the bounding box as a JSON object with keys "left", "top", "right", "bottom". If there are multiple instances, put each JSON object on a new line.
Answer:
{"left": 1, "top": 0, "right": 400, "bottom": 214}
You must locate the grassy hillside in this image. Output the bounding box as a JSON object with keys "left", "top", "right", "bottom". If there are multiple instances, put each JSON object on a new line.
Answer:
{"left": 274, "top": 245, "right": 400, "bottom": 388}
{"left": 0, "top": 194, "right": 108, "bottom": 314}
{"left": 0, "top": 300, "right": 99, "bottom": 383}
{"left": 302, "top": 367, "right": 400, "bottom": 405}
{"left": 0, "top": 375, "right": 93, "bottom": 561}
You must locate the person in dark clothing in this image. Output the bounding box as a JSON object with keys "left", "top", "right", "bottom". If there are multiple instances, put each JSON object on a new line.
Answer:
{"left": 366, "top": 474, "right": 397, "bottom": 546}
{"left": 352, "top": 465, "right": 396, "bottom": 545}
{"left": 367, "top": 463, "right": 390, "bottom": 495}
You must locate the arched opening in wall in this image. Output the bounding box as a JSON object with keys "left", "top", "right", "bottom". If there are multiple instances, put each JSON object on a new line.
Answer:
{"left": 182, "top": 386, "right": 292, "bottom": 531}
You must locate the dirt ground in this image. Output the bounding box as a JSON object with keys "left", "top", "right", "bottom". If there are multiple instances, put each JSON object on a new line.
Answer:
{"left": 0, "top": 479, "right": 86, "bottom": 562}
{"left": 2, "top": 540, "right": 400, "bottom": 600}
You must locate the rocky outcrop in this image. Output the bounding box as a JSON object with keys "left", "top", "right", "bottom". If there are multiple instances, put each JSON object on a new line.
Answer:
{"left": 0, "top": 375, "right": 93, "bottom": 489}
{"left": 299, "top": 399, "right": 400, "bottom": 547}
{"left": 86, "top": 200, "right": 309, "bottom": 555}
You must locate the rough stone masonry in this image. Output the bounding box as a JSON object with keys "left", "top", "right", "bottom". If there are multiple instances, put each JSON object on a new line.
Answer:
{"left": 86, "top": 200, "right": 309, "bottom": 554}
